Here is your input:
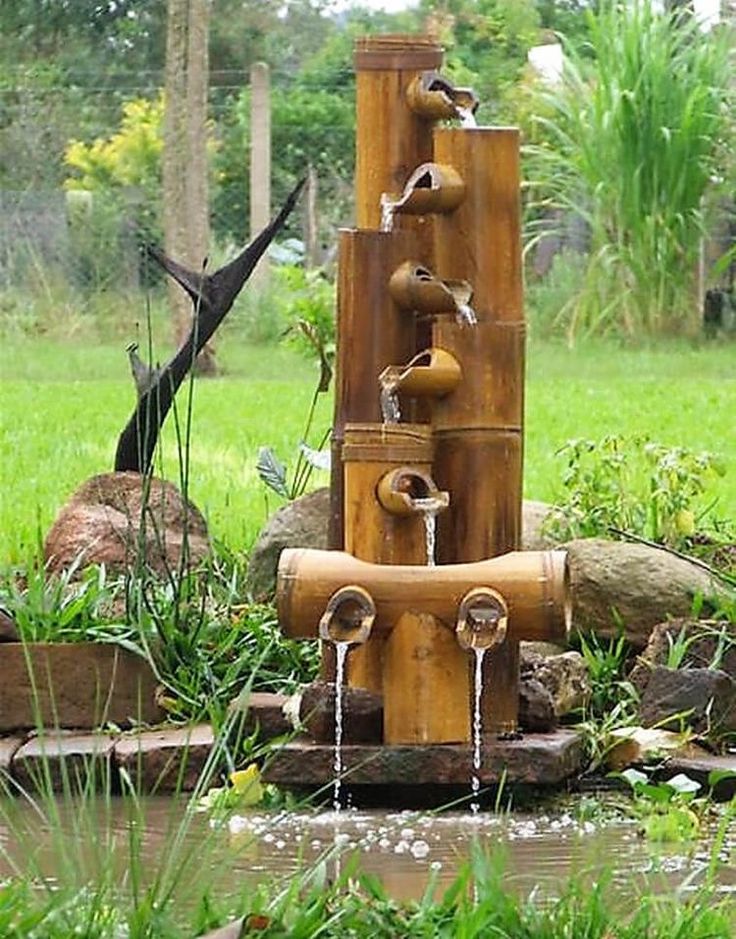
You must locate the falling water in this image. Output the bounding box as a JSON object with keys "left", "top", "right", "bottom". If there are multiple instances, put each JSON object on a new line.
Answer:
{"left": 380, "top": 194, "right": 396, "bottom": 233}
{"left": 380, "top": 377, "right": 401, "bottom": 424}
{"left": 470, "top": 647, "right": 486, "bottom": 815}
{"left": 411, "top": 496, "right": 445, "bottom": 566}
{"left": 456, "top": 105, "right": 478, "bottom": 129}
{"left": 456, "top": 303, "right": 478, "bottom": 326}
{"left": 332, "top": 641, "right": 349, "bottom": 813}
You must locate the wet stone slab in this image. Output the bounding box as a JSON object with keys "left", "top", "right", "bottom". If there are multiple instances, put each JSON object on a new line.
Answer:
{"left": 114, "top": 724, "right": 215, "bottom": 793}
{"left": 12, "top": 731, "right": 117, "bottom": 792}
{"left": 263, "top": 729, "right": 584, "bottom": 790}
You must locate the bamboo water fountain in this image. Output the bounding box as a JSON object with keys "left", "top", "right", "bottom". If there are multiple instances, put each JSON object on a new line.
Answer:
{"left": 265, "top": 36, "right": 583, "bottom": 797}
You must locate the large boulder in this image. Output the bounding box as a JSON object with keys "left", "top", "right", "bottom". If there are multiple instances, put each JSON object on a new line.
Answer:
{"left": 566, "top": 538, "right": 721, "bottom": 649}
{"left": 44, "top": 472, "right": 210, "bottom": 577}
{"left": 296, "top": 680, "right": 384, "bottom": 745}
{"left": 246, "top": 488, "right": 331, "bottom": 598}
{"left": 246, "top": 490, "right": 557, "bottom": 599}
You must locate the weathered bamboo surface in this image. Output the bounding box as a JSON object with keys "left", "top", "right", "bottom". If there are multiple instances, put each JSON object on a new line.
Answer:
{"left": 278, "top": 548, "right": 570, "bottom": 644}
{"left": 329, "top": 228, "right": 416, "bottom": 549}
{"left": 383, "top": 612, "right": 470, "bottom": 744}
{"left": 342, "top": 423, "right": 437, "bottom": 693}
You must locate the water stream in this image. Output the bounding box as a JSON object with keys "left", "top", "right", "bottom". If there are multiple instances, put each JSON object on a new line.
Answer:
{"left": 456, "top": 105, "right": 478, "bottom": 129}
{"left": 410, "top": 496, "right": 445, "bottom": 567}
{"left": 470, "top": 648, "right": 487, "bottom": 815}
{"left": 379, "top": 377, "right": 401, "bottom": 424}
{"left": 332, "top": 642, "right": 349, "bottom": 812}
{"left": 380, "top": 194, "right": 396, "bottom": 233}
{"left": 456, "top": 302, "right": 478, "bottom": 326}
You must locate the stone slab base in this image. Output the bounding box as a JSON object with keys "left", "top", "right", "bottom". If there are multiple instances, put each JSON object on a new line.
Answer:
{"left": 0, "top": 693, "right": 290, "bottom": 794}
{"left": 263, "top": 729, "right": 584, "bottom": 791}
{"left": 0, "top": 642, "right": 163, "bottom": 731}
{"left": 656, "top": 751, "right": 736, "bottom": 802}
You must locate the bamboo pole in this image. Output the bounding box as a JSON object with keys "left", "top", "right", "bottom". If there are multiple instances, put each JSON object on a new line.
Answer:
{"left": 328, "top": 228, "right": 416, "bottom": 549}
{"left": 342, "top": 423, "right": 439, "bottom": 695}
{"left": 353, "top": 35, "right": 445, "bottom": 361}
{"left": 354, "top": 36, "right": 441, "bottom": 240}
{"left": 430, "top": 127, "right": 526, "bottom": 733}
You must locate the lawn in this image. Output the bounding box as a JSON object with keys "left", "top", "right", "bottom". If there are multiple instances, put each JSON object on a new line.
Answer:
{"left": 1, "top": 334, "right": 734, "bottom": 567}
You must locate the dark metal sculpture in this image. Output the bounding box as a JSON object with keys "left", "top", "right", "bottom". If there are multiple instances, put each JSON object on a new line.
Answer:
{"left": 114, "top": 178, "right": 305, "bottom": 474}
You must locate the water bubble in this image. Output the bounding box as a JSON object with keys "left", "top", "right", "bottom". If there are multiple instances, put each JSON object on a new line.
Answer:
{"left": 410, "top": 840, "right": 430, "bottom": 859}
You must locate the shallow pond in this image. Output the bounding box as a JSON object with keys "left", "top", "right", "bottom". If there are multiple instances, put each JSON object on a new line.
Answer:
{"left": 1, "top": 793, "right": 734, "bottom": 905}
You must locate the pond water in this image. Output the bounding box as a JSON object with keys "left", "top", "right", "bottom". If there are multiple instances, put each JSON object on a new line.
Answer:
{"left": 1, "top": 793, "right": 734, "bottom": 906}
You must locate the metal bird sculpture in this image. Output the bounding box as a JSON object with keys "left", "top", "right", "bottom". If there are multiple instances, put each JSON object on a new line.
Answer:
{"left": 114, "top": 177, "right": 305, "bottom": 474}
{"left": 126, "top": 342, "right": 161, "bottom": 398}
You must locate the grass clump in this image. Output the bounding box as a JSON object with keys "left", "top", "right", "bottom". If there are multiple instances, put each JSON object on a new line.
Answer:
{"left": 525, "top": 0, "right": 734, "bottom": 340}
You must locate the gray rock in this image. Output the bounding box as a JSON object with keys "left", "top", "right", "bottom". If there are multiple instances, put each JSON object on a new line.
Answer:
{"left": 44, "top": 472, "right": 210, "bottom": 578}
{"left": 522, "top": 500, "right": 558, "bottom": 550}
{"left": 639, "top": 665, "right": 736, "bottom": 737}
{"left": 631, "top": 618, "right": 736, "bottom": 678}
{"left": 521, "top": 648, "right": 590, "bottom": 718}
{"left": 247, "top": 488, "right": 331, "bottom": 598}
{"left": 566, "top": 538, "right": 720, "bottom": 649}
{"left": 518, "top": 678, "right": 556, "bottom": 731}
{"left": 299, "top": 680, "right": 383, "bottom": 745}
{"left": 246, "top": 490, "right": 558, "bottom": 599}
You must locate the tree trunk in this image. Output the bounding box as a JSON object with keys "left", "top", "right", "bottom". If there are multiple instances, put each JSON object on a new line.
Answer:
{"left": 163, "top": 0, "right": 215, "bottom": 374}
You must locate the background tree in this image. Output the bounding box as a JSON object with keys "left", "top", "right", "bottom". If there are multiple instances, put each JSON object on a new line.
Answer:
{"left": 163, "top": 0, "right": 215, "bottom": 371}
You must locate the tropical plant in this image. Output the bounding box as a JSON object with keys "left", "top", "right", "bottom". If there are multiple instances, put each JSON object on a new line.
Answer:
{"left": 525, "top": 1, "right": 734, "bottom": 339}
{"left": 545, "top": 434, "right": 727, "bottom": 548}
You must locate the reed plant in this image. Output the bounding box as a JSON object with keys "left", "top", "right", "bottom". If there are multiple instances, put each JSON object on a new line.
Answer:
{"left": 525, "top": 1, "right": 734, "bottom": 340}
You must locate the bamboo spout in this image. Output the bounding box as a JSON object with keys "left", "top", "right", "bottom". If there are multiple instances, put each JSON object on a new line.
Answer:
{"left": 406, "top": 71, "right": 479, "bottom": 123}
{"left": 318, "top": 585, "right": 376, "bottom": 645}
{"left": 382, "top": 163, "right": 465, "bottom": 224}
{"left": 389, "top": 261, "right": 472, "bottom": 316}
{"left": 379, "top": 348, "right": 461, "bottom": 400}
{"left": 278, "top": 548, "right": 571, "bottom": 644}
{"left": 376, "top": 466, "right": 449, "bottom": 517}
{"left": 456, "top": 587, "right": 508, "bottom": 651}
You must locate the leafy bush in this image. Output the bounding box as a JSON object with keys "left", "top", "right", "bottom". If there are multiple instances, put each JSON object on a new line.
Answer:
{"left": 546, "top": 434, "right": 727, "bottom": 548}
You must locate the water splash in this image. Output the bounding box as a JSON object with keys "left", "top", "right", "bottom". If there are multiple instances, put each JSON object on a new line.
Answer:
{"left": 380, "top": 376, "right": 401, "bottom": 424}
{"left": 456, "top": 105, "right": 478, "bottom": 129}
{"left": 470, "top": 647, "right": 486, "bottom": 814}
{"left": 380, "top": 194, "right": 396, "bottom": 233}
{"left": 456, "top": 302, "right": 478, "bottom": 326}
{"left": 411, "top": 496, "right": 445, "bottom": 566}
{"left": 333, "top": 642, "right": 349, "bottom": 812}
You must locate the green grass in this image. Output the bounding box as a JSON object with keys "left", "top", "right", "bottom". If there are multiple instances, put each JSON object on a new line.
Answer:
{"left": 1, "top": 334, "right": 734, "bottom": 567}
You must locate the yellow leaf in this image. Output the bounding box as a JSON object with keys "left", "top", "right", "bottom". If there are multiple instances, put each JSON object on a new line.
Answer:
{"left": 229, "top": 764, "right": 264, "bottom": 805}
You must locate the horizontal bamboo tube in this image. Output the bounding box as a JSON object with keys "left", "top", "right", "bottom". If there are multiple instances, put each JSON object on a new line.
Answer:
{"left": 383, "top": 612, "right": 470, "bottom": 744}
{"left": 405, "top": 71, "right": 478, "bottom": 123}
{"left": 278, "top": 548, "right": 570, "bottom": 644}
{"left": 380, "top": 348, "right": 462, "bottom": 399}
